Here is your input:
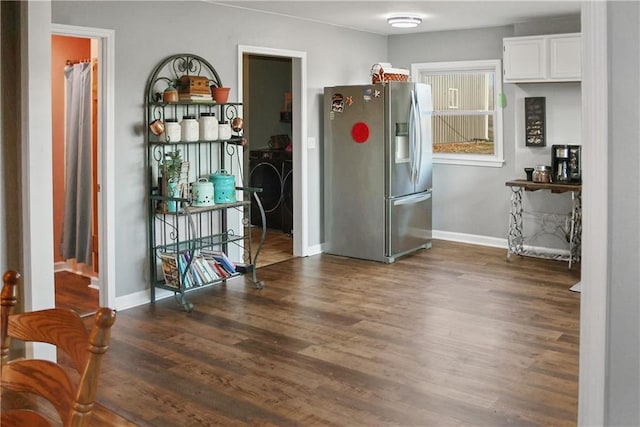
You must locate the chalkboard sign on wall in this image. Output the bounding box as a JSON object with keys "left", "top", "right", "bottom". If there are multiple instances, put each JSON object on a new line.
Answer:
{"left": 525, "top": 97, "right": 546, "bottom": 147}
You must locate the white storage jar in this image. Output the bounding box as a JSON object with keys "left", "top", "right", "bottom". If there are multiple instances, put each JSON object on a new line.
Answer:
{"left": 163, "top": 118, "right": 181, "bottom": 143}
{"left": 199, "top": 112, "right": 218, "bottom": 141}
{"left": 218, "top": 120, "right": 232, "bottom": 140}
{"left": 180, "top": 115, "right": 199, "bottom": 142}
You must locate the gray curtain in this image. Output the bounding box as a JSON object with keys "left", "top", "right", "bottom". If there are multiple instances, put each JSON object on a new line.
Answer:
{"left": 60, "top": 62, "right": 93, "bottom": 265}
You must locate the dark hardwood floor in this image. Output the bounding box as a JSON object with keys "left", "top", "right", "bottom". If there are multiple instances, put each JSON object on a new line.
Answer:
{"left": 54, "top": 228, "right": 293, "bottom": 318}
{"left": 86, "top": 240, "right": 580, "bottom": 426}
{"left": 251, "top": 226, "right": 295, "bottom": 268}
{"left": 55, "top": 270, "right": 100, "bottom": 317}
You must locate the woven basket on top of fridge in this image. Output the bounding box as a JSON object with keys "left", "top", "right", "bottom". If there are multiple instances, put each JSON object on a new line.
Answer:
{"left": 371, "top": 63, "right": 410, "bottom": 84}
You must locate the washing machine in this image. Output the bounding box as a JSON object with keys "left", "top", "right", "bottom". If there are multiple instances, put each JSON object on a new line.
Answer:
{"left": 249, "top": 149, "right": 285, "bottom": 230}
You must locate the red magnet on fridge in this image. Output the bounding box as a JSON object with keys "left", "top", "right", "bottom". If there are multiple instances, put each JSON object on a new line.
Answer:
{"left": 351, "top": 122, "right": 369, "bottom": 144}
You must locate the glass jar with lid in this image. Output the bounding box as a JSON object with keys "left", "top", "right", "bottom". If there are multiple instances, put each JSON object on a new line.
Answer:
{"left": 218, "top": 120, "right": 232, "bottom": 140}
{"left": 180, "top": 115, "right": 199, "bottom": 142}
{"left": 163, "top": 118, "right": 181, "bottom": 143}
{"left": 199, "top": 112, "right": 218, "bottom": 141}
{"left": 532, "top": 165, "right": 551, "bottom": 183}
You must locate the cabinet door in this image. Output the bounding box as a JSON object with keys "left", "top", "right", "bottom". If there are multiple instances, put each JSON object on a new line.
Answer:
{"left": 548, "top": 35, "right": 581, "bottom": 80}
{"left": 503, "top": 36, "right": 545, "bottom": 82}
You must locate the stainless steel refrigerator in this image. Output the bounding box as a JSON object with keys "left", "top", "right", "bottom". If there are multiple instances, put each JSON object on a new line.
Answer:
{"left": 323, "top": 81, "right": 433, "bottom": 263}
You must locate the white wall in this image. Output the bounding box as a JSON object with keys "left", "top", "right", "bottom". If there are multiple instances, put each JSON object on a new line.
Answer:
{"left": 13, "top": 0, "right": 640, "bottom": 422}
{"left": 512, "top": 83, "right": 581, "bottom": 250}
{"left": 51, "top": 1, "right": 387, "bottom": 297}
{"left": 388, "top": 20, "right": 581, "bottom": 247}
{"left": 606, "top": 2, "right": 640, "bottom": 424}
{"left": 50, "top": 2, "right": 585, "bottom": 296}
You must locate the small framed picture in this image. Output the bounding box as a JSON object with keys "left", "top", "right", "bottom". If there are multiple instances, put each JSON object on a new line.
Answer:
{"left": 525, "top": 97, "right": 546, "bottom": 147}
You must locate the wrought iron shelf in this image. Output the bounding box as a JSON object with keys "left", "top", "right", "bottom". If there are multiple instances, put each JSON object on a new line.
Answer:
{"left": 147, "top": 135, "right": 245, "bottom": 146}
{"left": 145, "top": 53, "right": 266, "bottom": 312}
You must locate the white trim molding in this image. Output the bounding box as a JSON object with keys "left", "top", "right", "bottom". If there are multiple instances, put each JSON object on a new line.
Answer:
{"left": 579, "top": 1, "right": 608, "bottom": 425}
{"left": 237, "top": 45, "right": 310, "bottom": 256}
{"left": 432, "top": 230, "right": 506, "bottom": 248}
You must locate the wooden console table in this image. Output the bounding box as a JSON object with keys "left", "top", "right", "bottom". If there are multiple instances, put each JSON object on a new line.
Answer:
{"left": 505, "top": 180, "right": 582, "bottom": 269}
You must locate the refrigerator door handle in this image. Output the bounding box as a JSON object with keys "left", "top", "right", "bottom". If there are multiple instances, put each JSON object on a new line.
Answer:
{"left": 409, "top": 90, "right": 418, "bottom": 184}
{"left": 392, "top": 192, "right": 432, "bottom": 206}
{"left": 413, "top": 89, "right": 423, "bottom": 182}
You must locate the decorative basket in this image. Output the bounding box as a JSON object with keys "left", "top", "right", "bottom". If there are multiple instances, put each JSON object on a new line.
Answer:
{"left": 371, "top": 63, "right": 410, "bottom": 84}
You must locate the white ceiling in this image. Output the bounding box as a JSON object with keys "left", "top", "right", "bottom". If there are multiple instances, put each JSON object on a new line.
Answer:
{"left": 211, "top": 1, "right": 581, "bottom": 35}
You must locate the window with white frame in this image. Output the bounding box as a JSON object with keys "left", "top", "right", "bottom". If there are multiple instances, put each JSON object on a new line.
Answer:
{"left": 411, "top": 60, "right": 504, "bottom": 167}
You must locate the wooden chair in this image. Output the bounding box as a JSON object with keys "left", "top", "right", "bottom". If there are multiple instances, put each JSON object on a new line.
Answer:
{"left": 1, "top": 270, "right": 116, "bottom": 427}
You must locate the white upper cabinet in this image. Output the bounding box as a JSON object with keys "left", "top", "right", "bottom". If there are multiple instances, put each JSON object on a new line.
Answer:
{"left": 503, "top": 36, "right": 546, "bottom": 81}
{"left": 503, "top": 33, "right": 581, "bottom": 83}
{"left": 548, "top": 34, "right": 581, "bottom": 79}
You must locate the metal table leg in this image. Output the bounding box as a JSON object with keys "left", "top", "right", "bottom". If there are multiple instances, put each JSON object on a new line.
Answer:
{"left": 568, "top": 190, "right": 582, "bottom": 269}
{"left": 507, "top": 186, "right": 524, "bottom": 261}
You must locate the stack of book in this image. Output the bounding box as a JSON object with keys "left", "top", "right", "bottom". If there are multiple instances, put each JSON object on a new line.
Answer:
{"left": 177, "top": 93, "right": 212, "bottom": 102}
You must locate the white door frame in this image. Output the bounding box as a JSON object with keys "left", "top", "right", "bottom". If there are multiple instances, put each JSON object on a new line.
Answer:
{"left": 579, "top": 1, "right": 608, "bottom": 424}
{"left": 50, "top": 24, "right": 116, "bottom": 309}
{"left": 237, "top": 45, "right": 309, "bottom": 256}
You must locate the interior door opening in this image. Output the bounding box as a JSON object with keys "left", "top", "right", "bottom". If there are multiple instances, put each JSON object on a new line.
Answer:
{"left": 51, "top": 34, "right": 100, "bottom": 316}
{"left": 243, "top": 53, "right": 295, "bottom": 267}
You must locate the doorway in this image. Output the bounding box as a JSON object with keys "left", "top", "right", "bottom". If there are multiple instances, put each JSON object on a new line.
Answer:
{"left": 238, "top": 45, "right": 310, "bottom": 263}
{"left": 51, "top": 34, "right": 99, "bottom": 316}
{"left": 50, "top": 24, "right": 116, "bottom": 314}
{"left": 244, "top": 54, "right": 294, "bottom": 267}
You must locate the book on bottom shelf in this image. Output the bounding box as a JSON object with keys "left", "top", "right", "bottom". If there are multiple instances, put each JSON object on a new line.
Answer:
{"left": 159, "top": 250, "right": 236, "bottom": 290}
{"left": 200, "top": 249, "right": 237, "bottom": 274}
{"left": 158, "top": 252, "right": 181, "bottom": 289}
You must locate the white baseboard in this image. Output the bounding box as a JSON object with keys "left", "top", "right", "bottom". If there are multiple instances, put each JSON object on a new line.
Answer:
{"left": 305, "top": 243, "right": 323, "bottom": 257}
{"left": 114, "top": 288, "right": 172, "bottom": 312}
{"left": 432, "top": 230, "right": 571, "bottom": 257}
{"left": 54, "top": 261, "right": 100, "bottom": 287}
{"left": 433, "top": 230, "right": 507, "bottom": 248}
{"left": 114, "top": 277, "right": 246, "bottom": 312}
{"left": 54, "top": 261, "right": 68, "bottom": 272}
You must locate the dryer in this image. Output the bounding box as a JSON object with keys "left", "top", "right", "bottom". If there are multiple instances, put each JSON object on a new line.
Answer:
{"left": 281, "top": 159, "right": 293, "bottom": 235}
{"left": 249, "top": 149, "right": 288, "bottom": 231}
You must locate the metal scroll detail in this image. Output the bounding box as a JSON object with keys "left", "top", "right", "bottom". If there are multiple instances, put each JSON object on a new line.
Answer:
{"left": 507, "top": 186, "right": 524, "bottom": 259}
{"left": 505, "top": 184, "right": 582, "bottom": 269}
{"left": 145, "top": 53, "right": 222, "bottom": 104}
{"left": 569, "top": 191, "right": 582, "bottom": 266}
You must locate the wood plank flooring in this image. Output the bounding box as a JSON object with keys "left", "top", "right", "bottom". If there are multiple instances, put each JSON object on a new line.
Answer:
{"left": 87, "top": 240, "right": 580, "bottom": 426}
{"left": 251, "top": 226, "right": 295, "bottom": 268}
{"left": 55, "top": 270, "right": 99, "bottom": 316}
{"left": 54, "top": 229, "right": 293, "bottom": 317}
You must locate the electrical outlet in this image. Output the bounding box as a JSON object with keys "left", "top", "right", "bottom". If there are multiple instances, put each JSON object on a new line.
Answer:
{"left": 307, "top": 137, "right": 316, "bottom": 149}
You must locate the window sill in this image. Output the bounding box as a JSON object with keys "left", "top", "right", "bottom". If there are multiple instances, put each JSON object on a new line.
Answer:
{"left": 433, "top": 155, "right": 505, "bottom": 168}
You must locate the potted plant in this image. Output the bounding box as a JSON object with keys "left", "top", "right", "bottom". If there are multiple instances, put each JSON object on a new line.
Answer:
{"left": 160, "top": 150, "right": 183, "bottom": 212}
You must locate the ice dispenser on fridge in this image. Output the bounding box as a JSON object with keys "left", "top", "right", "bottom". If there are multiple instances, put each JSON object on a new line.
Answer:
{"left": 551, "top": 145, "right": 581, "bottom": 183}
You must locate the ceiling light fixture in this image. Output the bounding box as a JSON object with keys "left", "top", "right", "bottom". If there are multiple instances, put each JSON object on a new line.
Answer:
{"left": 387, "top": 16, "right": 422, "bottom": 28}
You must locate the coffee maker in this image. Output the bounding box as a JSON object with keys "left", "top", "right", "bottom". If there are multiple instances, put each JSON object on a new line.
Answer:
{"left": 551, "top": 145, "right": 581, "bottom": 183}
